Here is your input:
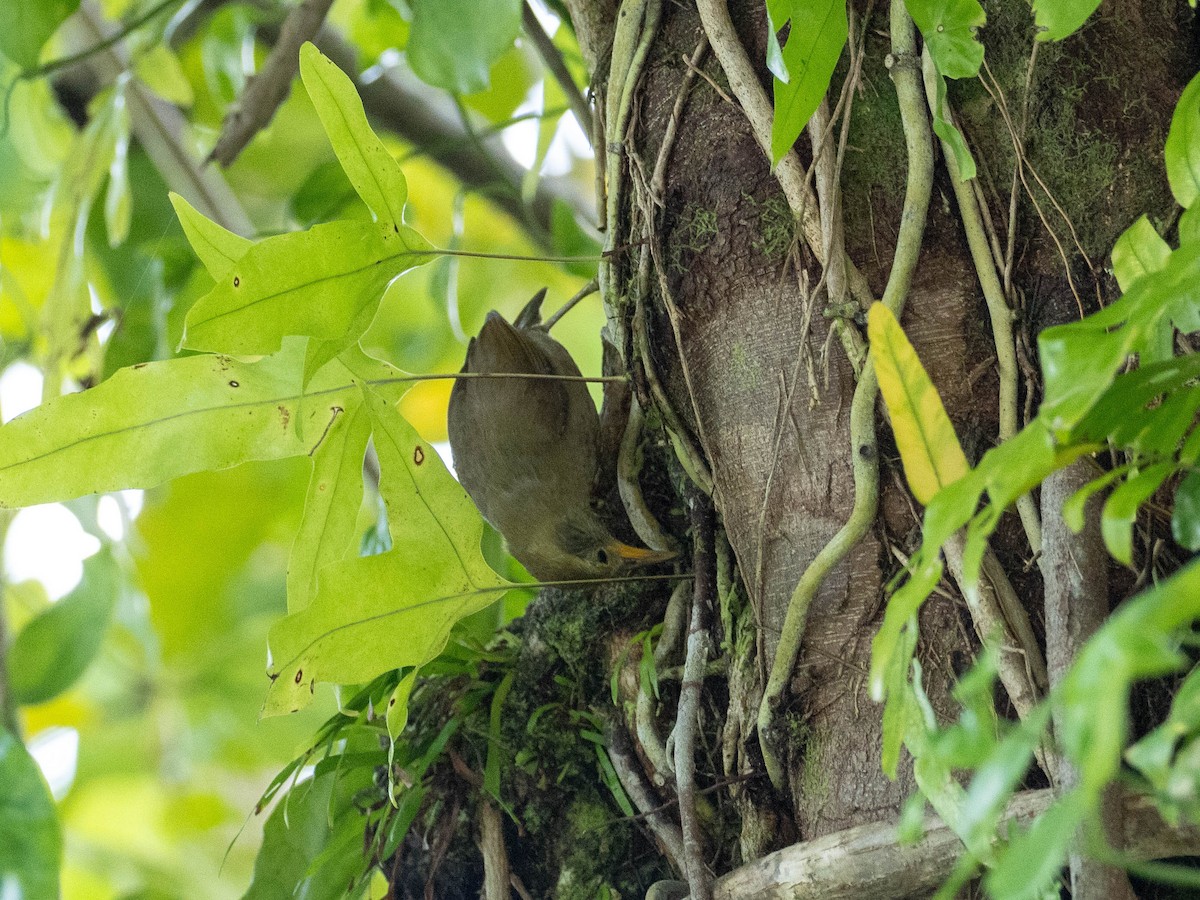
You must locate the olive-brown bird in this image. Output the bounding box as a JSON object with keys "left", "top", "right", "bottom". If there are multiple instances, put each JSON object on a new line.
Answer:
{"left": 447, "top": 289, "right": 672, "bottom": 581}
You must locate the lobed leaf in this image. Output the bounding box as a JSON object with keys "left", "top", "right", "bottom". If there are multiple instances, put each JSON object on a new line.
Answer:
{"left": 181, "top": 219, "right": 432, "bottom": 357}
{"left": 263, "top": 385, "right": 508, "bottom": 716}
{"left": 1172, "top": 470, "right": 1200, "bottom": 551}
{"left": 0, "top": 344, "right": 409, "bottom": 508}
{"left": 169, "top": 192, "right": 252, "bottom": 279}
{"left": 868, "top": 303, "right": 969, "bottom": 504}
{"left": 299, "top": 43, "right": 409, "bottom": 230}
{"left": 906, "top": 0, "right": 985, "bottom": 79}
{"left": 1100, "top": 462, "right": 1172, "bottom": 565}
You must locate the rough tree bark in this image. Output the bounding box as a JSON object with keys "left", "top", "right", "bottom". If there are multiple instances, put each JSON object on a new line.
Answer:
{"left": 552, "top": 0, "right": 1192, "bottom": 889}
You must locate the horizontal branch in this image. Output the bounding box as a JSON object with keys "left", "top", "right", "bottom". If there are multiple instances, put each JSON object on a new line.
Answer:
{"left": 713, "top": 790, "right": 1200, "bottom": 899}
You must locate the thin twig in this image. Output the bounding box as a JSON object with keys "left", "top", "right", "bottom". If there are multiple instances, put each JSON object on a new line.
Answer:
{"left": 522, "top": 1, "right": 593, "bottom": 135}
{"left": 607, "top": 723, "right": 688, "bottom": 875}
{"left": 543, "top": 277, "right": 599, "bottom": 330}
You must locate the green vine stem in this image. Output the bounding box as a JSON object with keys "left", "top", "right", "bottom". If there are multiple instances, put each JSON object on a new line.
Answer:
{"left": 755, "top": 0, "right": 935, "bottom": 789}
{"left": 920, "top": 51, "right": 1042, "bottom": 556}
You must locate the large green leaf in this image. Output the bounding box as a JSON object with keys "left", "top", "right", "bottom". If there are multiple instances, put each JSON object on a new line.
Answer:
{"left": 1166, "top": 70, "right": 1200, "bottom": 210}
{"left": 263, "top": 385, "right": 508, "bottom": 716}
{"left": 298, "top": 43, "right": 409, "bottom": 230}
{"left": 868, "top": 303, "right": 969, "bottom": 504}
{"left": 181, "top": 219, "right": 432, "bottom": 357}
{"left": 0, "top": 0, "right": 80, "bottom": 68}
{"left": 1111, "top": 215, "right": 1171, "bottom": 291}
{"left": 1040, "top": 242, "right": 1200, "bottom": 430}
{"left": 767, "top": 0, "right": 848, "bottom": 164}
{"left": 0, "top": 344, "right": 409, "bottom": 507}
{"left": 906, "top": 0, "right": 985, "bottom": 79}
{"left": 0, "top": 729, "right": 61, "bottom": 900}
{"left": 408, "top": 0, "right": 521, "bottom": 94}
{"left": 1030, "top": 0, "right": 1102, "bottom": 41}
{"left": 9, "top": 548, "right": 119, "bottom": 703}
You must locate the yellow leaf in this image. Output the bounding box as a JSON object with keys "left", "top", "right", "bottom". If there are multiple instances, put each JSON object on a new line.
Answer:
{"left": 868, "top": 303, "right": 969, "bottom": 504}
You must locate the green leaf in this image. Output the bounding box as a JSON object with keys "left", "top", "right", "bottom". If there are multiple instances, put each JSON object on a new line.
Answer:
{"left": 764, "top": 0, "right": 789, "bottom": 82}
{"left": 1172, "top": 470, "right": 1200, "bottom": 551}
{"left": 906, "top": 0, "right": 985, "bottom": 79}
{"left": 263, "top": 385, "right": 508, "bottom": 715}
{"left": 985, "top": 791, "right": 1084, "bottom": 900}
{"left": 1180, "top": 205, "right": 1200, "bottom": 246}
{"left": 0, "top": 0, "right": 80, "bottom": 68}
{"left": 768, "top": 0, "right": 848, "bottom": 164}
{"left": 1100, "top": 462, "right": 1173, "bottom": 565}
{"left": 287, "top": 389, "right": 371, "bottom": 612}
{"left": 181, "top": 219, "right": 432, "bottom": 357}
{"left": 408, "top": 0, "right": 521, "bottom": 94}
{"left": 1127, "top": 663, "right": 1200, "bottom": 787}
{"left": 9, "top": 548, "right": 119, "bottom": 704}
{"left": 299, "top": 43, "right": 409, "bottom": 230}
{"left": 243, "top": 774, "right": 360, "bottom": 900}
{"left": 169, "top": 192, "right": 252, "bottom": 279}
{"left": 1062, "top": 465, "right": 1129, "bottom": 532}
{"left": 1111, "top": 215, "right": 1170, "bottom": 292}
{"left": 0, "top": 344, "right": 407, "bottom": 507}
{"left": 868, "top": 303, "right": 969, "bottom": 504}
{"left": 0, "top": 729, "right": 61, "bottom": 900}
{"left": 928, "top": 66, "right": 977, "bottom": 180}
{"left": 103, "top": 92, "right": 132, "bottom": 248}
{"left": 133, "top": 45, "right": 194, "bottom": 106}
{"left": 385, "top": 669, "right": 419, "bottom": 739}
{"left": 1040, "top": 244, "right": 1200, "bottom": 429}
{"left": 485, "top": 671, "right": 514, "bottom": 799}
{"left": 1031, "top": 0, "right": 1102, "bottom": 41}
{"left": 1166, "top": 70, "right": 1200, "bottom": 210}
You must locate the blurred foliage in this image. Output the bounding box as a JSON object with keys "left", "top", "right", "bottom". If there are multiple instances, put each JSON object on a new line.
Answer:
{"left": 0, "top": 0, "right": 596, "bottom": 896}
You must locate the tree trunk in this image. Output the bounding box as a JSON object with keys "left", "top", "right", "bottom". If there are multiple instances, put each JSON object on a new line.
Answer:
{"left": 562, "top": 0, "right": 1190, "bottom": 868}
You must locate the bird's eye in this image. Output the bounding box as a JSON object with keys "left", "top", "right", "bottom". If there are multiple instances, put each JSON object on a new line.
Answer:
{"left": 596, "top": 548, "right": 609, "bottom": 565}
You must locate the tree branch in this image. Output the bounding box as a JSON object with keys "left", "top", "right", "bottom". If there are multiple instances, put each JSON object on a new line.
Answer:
{"left": 522, "top": 1, "right": 593, "bottom": 135}
{"left": 713, "top": 789, "right": 1200, "bottom": 899}
{"left": 675, "top": 494, "right": 716, "bottom": 900}
{"left": 69, "top": 0, "right": 253, "bottom": 234}
{"left": 207, "top": 0, "right": 336, "bottom": 168}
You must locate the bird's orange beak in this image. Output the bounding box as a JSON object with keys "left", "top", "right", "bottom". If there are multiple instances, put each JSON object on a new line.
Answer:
{"left": 609, "top": 541, "right": 678, "bottom": 566}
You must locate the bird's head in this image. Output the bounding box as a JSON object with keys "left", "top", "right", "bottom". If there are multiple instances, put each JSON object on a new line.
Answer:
{"left": 508, "top": 508, "right": 676, "bottom": 583}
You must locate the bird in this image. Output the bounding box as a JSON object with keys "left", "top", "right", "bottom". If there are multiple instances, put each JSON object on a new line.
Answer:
{"left": 447, "top": 289, "right": 674, "bottom": 582}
